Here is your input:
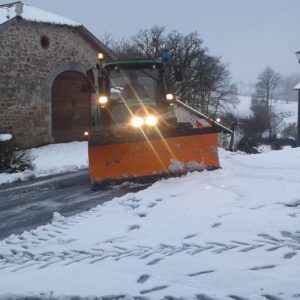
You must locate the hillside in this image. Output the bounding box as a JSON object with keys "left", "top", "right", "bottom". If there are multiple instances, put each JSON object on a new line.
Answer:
{"left": 235, "top": 96, "right": 297, "bottom": 126}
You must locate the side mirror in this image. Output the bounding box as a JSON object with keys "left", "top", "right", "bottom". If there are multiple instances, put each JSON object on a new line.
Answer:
{"left": 98, "top": 77, "right": 104, "bottom": 91}
{"left": 174, "top": 65, "right": 183, "bottom": 82}
{"left": 98, "top": 72, "right": 109, "bottom": 94}
{"left": 86, "top": 68, "right": 95, "bottom": 85}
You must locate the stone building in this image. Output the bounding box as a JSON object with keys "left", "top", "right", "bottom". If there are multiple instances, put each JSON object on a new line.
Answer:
{"left": 0, "top": 1, "right": 115, "bottom": 148}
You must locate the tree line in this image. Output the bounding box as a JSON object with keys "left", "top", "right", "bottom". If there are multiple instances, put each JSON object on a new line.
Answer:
{"left": 228, "top": 67, "right": 297, "bottom": 153}
{"left": 102, "top": 26, "right": 238, "bottom": 118}
{"left": 102, "top": 27, "right": 298, "bottom": 153}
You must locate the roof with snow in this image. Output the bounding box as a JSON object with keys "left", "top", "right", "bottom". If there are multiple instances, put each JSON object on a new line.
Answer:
{"left": 0, "top": 1, "right": 80, "bottom": 26}
{"left": 294, "top": 82, "right": 300, "bottom": 90}
{"left": 0, "top": 1, "right": 116, "bottom": 59}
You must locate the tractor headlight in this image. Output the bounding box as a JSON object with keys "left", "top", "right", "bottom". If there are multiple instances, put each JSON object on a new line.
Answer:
{"left": 145, "top": 115, "right": 158, "bottom": 126}
{"left": 166, "top": 93, "right": 174, "bottom": 101}
{"left": 131, "top": 116, "right": 144, "bottom": 127}
{"left": 98, "top": 96, "right": 108, "bottom": 106}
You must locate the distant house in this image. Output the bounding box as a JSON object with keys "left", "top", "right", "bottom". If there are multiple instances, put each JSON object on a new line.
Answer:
{"left": 0, "top": 1, "right": 115, "bottom": 148}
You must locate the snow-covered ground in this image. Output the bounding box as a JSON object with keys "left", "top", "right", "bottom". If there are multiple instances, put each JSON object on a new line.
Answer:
{"left": 273, "top": 100, "right": 298, "bottom": 131}
{"left": 233, "top": 95, "right": 254, "bottom": 118}
{"left": 0, "top": 142, "right": 88, "bottom": 185}
{"left": 1, "top": 147, "right": 300, "bottom": 299}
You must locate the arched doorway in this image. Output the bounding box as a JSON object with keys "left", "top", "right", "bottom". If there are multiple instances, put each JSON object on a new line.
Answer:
{"left": 51, "top": 71, "right": 93, "bottom": 142}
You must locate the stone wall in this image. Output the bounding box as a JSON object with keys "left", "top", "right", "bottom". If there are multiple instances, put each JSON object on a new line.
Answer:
{"left": 0, "top": 18, "right": 110, "bottom": 148}
{"left": 174, "top": 104, "right": 202, "bottom": 126}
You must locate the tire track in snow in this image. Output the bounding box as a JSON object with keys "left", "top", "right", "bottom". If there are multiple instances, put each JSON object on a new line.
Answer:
{"left": 1, "top": 231, "right": 299, "bottom": 272}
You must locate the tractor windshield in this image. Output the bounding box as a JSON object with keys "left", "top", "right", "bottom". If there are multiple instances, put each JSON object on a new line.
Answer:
{"left": 102, "top": 66, "right": 165, "bottom": 129}
{"left": 91, "top": 63, "right": 176, "bottom": 134}
{"left": 108, "top": 68, "right": 160, "bottom": 104}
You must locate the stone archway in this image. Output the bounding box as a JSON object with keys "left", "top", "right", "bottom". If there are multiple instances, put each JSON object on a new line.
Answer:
{"left": 51, "top": 71, "right": 92, "bottom": 143}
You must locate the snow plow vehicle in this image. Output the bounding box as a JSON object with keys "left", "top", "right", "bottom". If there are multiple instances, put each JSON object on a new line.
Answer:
{"left": 87, "top": 54, "right": 229, "bottom": 188}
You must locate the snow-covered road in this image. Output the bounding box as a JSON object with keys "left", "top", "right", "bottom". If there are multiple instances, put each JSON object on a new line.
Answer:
{"left": 0, "top": 148, "right": 300, "bottom": 299}
{"left": 0, "top": 170, "right": 149, "bottom": 239}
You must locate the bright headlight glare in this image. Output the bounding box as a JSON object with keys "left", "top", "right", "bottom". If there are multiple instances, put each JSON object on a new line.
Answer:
{"left": 166, "top": 93, "right": 174, "bottom": 101}
{"left": 98, "top": 96, "right": 108, "bottom": 105}
{"left": 131, "top": 116, "right": 144, "bottom": 127}
{"left": 145, "top": 115, "right": 158, "bottom": 126}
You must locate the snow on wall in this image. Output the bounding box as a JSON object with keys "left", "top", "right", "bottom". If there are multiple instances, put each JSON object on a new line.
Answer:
{"left": 0, "top": 2, "right": 80, "bottom": 26}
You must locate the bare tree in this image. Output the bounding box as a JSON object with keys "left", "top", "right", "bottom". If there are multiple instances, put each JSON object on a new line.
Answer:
{"left": 252, "top": 67, "right": 281, "bottom": 138}
{"left": 102, "top": 27, "right": 238, "bottom": 117}
{"left": 255, "top": 67, "right": 281, "bottom": 109}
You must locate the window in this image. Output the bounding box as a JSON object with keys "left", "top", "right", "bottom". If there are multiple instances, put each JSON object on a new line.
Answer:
{"left": 40, "top": 35, "right": 50, "bottom": 49}
{"left": 109, "top": 68, "right": 159, "bottom": 103}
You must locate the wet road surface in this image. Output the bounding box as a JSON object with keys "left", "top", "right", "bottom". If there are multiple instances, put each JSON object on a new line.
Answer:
{"left": 0, "top": 170, "right": 149, "bottom": 240}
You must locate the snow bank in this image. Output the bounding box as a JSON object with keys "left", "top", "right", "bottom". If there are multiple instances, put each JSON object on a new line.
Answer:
{"left": 0, "top": 147, "right": 300, "bottom": 299}
{"left": 0, "top": 134, "right": 12, "bottom": 141}
{"left": 0, "top": 141, "right": 88, "bottom": 185}
{"left": 0, "top": 2, "right": 80, "bottom": 26}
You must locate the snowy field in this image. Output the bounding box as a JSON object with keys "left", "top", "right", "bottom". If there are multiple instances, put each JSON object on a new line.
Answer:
{"left": 0, "top": 147, "right": 300, "bottom": 299}
{"left": 234, "top": 95, "right": 297, "bottom": 124}
{"left": 0, "top": 142, "right": 88, "bottom": 185}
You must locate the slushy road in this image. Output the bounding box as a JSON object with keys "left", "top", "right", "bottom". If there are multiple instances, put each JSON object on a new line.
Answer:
{"left": 0, "top": 170, "right": 148, "bottom": 239}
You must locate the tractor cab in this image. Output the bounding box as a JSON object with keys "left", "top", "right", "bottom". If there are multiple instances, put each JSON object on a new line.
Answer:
{"left": 92, "top": 60, "right": 176, "bottom": 136}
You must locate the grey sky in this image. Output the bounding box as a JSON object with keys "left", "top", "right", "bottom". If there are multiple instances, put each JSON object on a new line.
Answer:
{"left": 3, "top": 0, "right": 300, "bottom": 84}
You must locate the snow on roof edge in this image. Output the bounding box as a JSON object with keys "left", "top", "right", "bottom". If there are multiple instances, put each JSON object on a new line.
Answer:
{"left": 294, "top": 82, "right": 300, "bottom": 90}
{"left": 0, "top": 2, "right": 81, "bottom": 27}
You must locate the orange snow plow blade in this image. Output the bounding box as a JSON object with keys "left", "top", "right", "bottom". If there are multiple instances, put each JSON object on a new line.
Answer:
{"left": 88, "top": 129, "right": 219, "bottom": 186}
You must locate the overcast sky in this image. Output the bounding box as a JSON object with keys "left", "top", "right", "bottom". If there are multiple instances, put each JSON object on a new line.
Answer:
{"left": 3, "top": 0, "right": 300, "bottom": 84}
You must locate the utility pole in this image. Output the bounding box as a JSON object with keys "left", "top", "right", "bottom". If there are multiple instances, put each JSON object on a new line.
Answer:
{"left": 298, "top": 89, "right": 300, "bottom": 146}
{"left": 293, "top": 85, "right": 300, "bottom": 147}
{"left": 294, "top": 51, "right": 300, "bottom": 147}
{"left": 229, "top": 121, "right": 237, "bottom": 151}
